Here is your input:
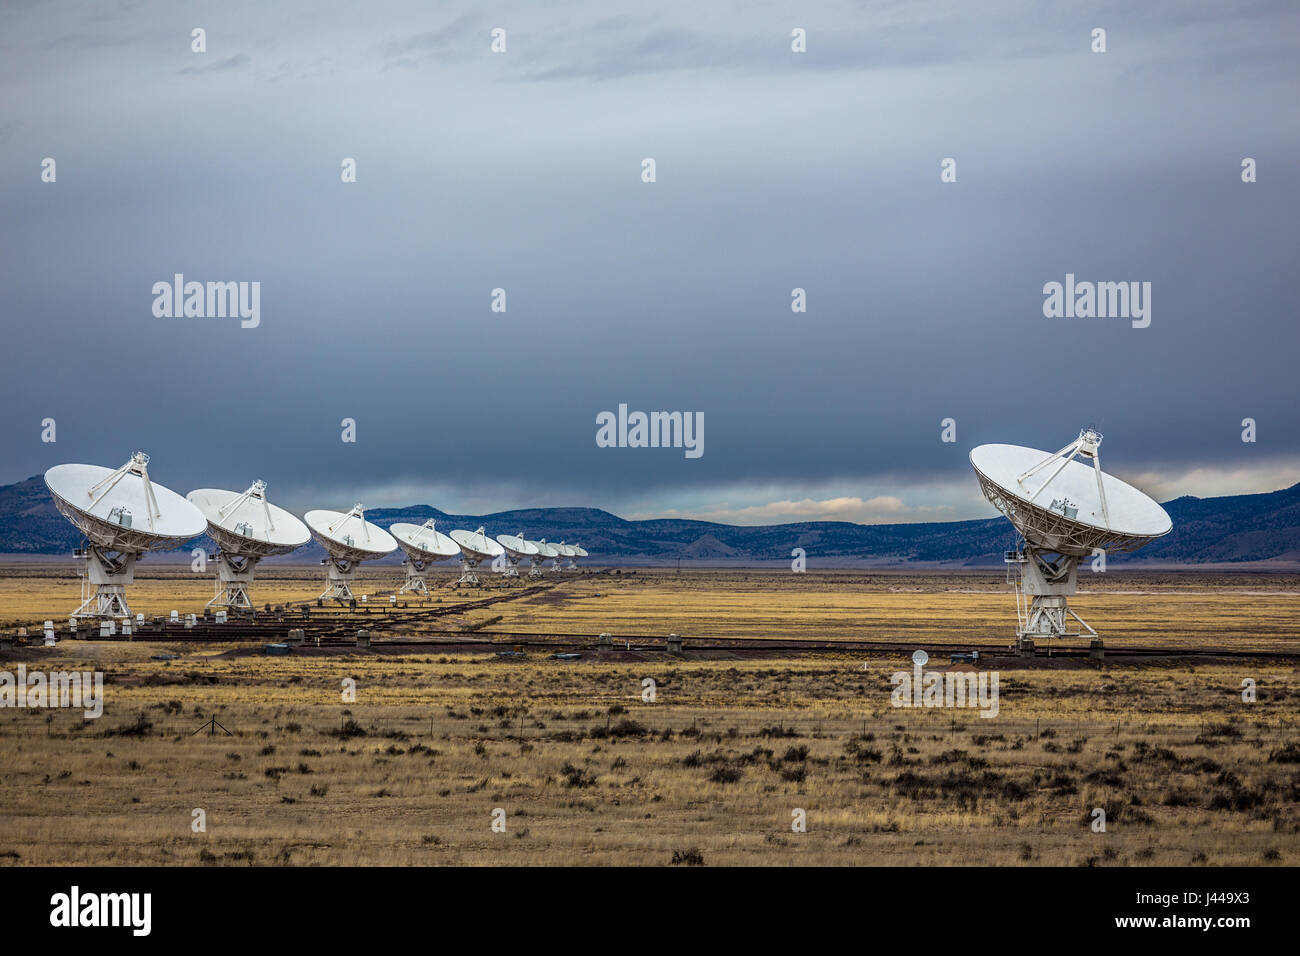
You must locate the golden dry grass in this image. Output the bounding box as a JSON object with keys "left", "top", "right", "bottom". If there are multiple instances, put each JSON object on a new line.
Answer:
{"left": 1, "top": 565, "right": 1298, "bottom": 866}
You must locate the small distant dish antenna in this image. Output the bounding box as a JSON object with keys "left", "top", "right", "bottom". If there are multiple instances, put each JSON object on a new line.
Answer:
{"left": 529, "top": 538, "right": 561, "bottom": 577}
{"left": 970, "top": 427, "right": 1171, "bottom": 645}
{"left": 496, "top": 532, "right": 540, "bottom": 579}
{"left": 304, "top": 504, "right": 397, "bottom": 603}
{"left": 188, "top": 481, "right": 309, "bottom": 609}
{"left": 449, "top": 527, "right": 504, "bottom": 587}
{"left": 555, "top": 541, "right": 579, "bottom": 571}
{"left": 390, "top": 520, "right": 459, "bottom": 596}
{"left": 45, "top": 452, "right": 206, "bottom": 622}
{"left": 570, "top": 544, "right": 588, "bottom": 570}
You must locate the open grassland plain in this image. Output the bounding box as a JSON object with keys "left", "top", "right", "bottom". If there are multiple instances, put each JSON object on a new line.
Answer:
{"left": 3, "top": 563, "right": 1299, "bottom": 652}
{"left": 0, "top": 565, "right": 1298, "bottom": 866}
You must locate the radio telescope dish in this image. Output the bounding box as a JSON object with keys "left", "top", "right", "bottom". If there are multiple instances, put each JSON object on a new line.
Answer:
{"left": 495, "top": 532, "right": 539, "bottom": 579}
{"left": 188, "top": 481, "right": 309, "bottom": 610}
{"left": 390, "top": 520, "right": 459, "bottom": 596}
{"left": 971, "top": 426, "right": 1172, "bottom": 647}
{"left": 529, "top": 538, "right": 561, "bottom": 576}
{"left": 571, "top": 544, "right": 589, "bottom": 570}
{"left": 449, "top": 527, "right": 504, "bottom": 587}
{"left": 45, "top": 452, "right": 205, "bottom": 622}
{"left": 555, "top": 541, "right": 580, "bottom": 571}
{"left": 305, "top": 504, "right": 397, "bottom": 603}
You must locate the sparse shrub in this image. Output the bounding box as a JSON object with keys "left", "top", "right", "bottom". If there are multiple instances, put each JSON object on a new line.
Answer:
{"left": 326, "top": 719, "right": 366, "bottom": 739}
{"left": 104, "top": 713, "right": 153, "bottom": 738}
{"left": 710, "top": 766, "right": 743, "bottom": 784}
{"left": 561, "top": 762, "right": 597, "bottom": 788}
{"left": 610, "top": 719, "right": 648, "bottom": 738}
{"left": 1267, "top": 743, "right": 1300, "bottom": 764}
{"left": 1085, "top": 768, "right": 1124, "bottom": 787}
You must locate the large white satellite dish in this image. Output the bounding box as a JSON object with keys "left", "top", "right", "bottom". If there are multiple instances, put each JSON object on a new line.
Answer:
{"left": 188, "top": 481, "right": 309, "bottom": 610}
{"left": 305, "top": 504, "right": 397, "bottom": 603}
{"left": 495, "top": 532, "right": 539, "bottom": 579}
{"left": 449, "top": 527, "right": 504, "bottom": 587}
{"left": 45, "top": 452, "right": 206, "bottom": 622}
{"left": 971, "top": 426, "right": 1172, "bottom": 646}
{"left": 529, "top": 538, "right": 561, "bottom": 576}
{"left": 390, "top": 519, "right": 459, "bottom": 596}
{"left": 571, "top": 544, "right": 589, "bottom": 570}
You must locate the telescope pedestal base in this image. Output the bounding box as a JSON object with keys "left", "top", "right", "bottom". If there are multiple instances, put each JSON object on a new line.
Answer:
{"left": 1005, "top": 547, "right": 1097, "bottom": 642}
{"left": 72, "top": 549, "right": 138, "bottom": 621}
{"left": 209, "top": 582, "right": 253, "bottom": 610}
{"left": 1016, "top": 595, "right": 1095, "bottom": 641}
{"left": 319, "top": 561, "right": 358, "bottom": 604}
{"left": 208, "top": 553, "right": 258, "bottom": 610}
{"left": 72, "top": 585, "right": 132, "bottom": 621}
{"left": 398, "top": 562, "right": 430, "bottom": 597}
{"left": 319, "top": 581, "right": 356, "bottom": 603}
{"left": 454, "top": 557, "right": 482, "bottom": 588}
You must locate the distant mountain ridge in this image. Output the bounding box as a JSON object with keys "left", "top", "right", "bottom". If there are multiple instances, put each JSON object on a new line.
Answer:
{"left": 1, "top": 475, "right": 1298, "bottom": 566}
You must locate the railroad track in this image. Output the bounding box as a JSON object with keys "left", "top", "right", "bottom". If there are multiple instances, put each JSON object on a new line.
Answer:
{"left": 380, "top": 632, "right": 1300, "bottom": 660}
{"left": 74, "top": 621, "right": 1297, "bottom": 661}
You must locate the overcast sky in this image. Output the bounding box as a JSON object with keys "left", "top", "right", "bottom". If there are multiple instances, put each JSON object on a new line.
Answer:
{"left": 2, "top": 0, "right": 1297, "bottom": 524}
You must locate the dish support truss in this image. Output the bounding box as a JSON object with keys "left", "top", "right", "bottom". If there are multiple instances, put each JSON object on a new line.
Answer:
{"left": 71, "top": 545, "right": 138, "bottom": 620}
{"left": 319, "top": 555, "right": 359, "bottom": 603}
{"left": 1003, "top": 545, "right": 1097, "bottom": 641}
{"left": 208, "top": 552, "right": 257, "bottom": 609}
{"left": 455, "top": 555, "right": 484, "bottom": 587}
{"left": 399, "top": 558, "right": 432, "bottom": 596}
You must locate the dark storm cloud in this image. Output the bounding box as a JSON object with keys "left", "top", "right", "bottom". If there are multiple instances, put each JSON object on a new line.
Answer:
{"left": 1, "top": 0, "right": 1297, "bottom": 522}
